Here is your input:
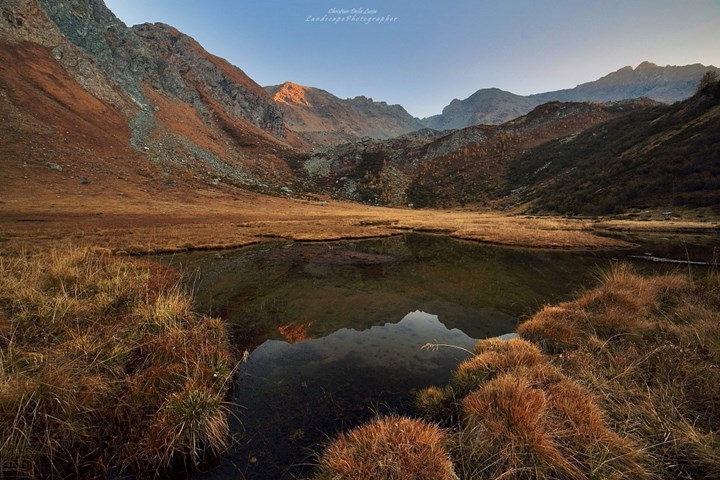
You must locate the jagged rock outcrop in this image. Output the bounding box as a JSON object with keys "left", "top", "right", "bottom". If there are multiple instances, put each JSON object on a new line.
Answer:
{"left": 266, "top": 82, "right": 425, "bottom": 147}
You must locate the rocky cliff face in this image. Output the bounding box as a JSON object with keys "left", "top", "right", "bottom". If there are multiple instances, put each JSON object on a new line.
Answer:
{"left": 0, "top": 0, "right": 132, "bottom": 111}
{"left": 266, "top": 82, "right": 425, "bottom": 147}
{"left": 132, "top": 23, "right": 284, "bottom": 138}
{"left": 425, "top": 63, "right": 720, "bottom": 130}
{"left": 35, "top": 1, "right": 285, "bottom": 138}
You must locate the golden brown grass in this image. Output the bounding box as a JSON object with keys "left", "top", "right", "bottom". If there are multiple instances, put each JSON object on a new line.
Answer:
{"left": 517, "top": 264, "right": 720, "bottom": 479}
{"left": 412, "top": 264, "right": 720, "bottom": 479}
{"left": 458, "top": 371, "right": 647, "bottom": 480}
{"left": 417, "top": 338, "right": 549, "bottom": 425}
{"left": 0, "top": 188, "right": 665, "bottom": 255}
{"left": 452, "top": 338, "right": 545, "bottom": 393}
{"left": 0, "top": 246, "right": 234, "bottom": 478}
{"left": 517, "top": 263, "right": 663, "bottom": 351}
{"left": 316, "top": 416, "right": 458, "bottom": 480}
{"left": 418, "top": 338, "right": 647, "bottom": 479}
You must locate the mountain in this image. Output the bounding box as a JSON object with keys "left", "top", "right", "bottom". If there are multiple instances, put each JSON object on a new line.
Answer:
{"left": 297, "top": 99, "right": 658, "bottom": 206}
{"left": 425, "top": 62, "right": 720, "bottom": 129}
{"left": 422, "top": 88, "right": 539, "bottom": 130}
{"left": 501, "top": 78, "right": 720, "bottom": 215}
{"left": 2, "top": 0, "right": 718, "bottom": 216}
{"left": 0, "top": 0, "right": 306, "bottom": 202}
{"left": 266, "top": 82, "right": 425, "bottom": 147}
{"left": 532, "top": 61, "right": 719, "bottom": 104}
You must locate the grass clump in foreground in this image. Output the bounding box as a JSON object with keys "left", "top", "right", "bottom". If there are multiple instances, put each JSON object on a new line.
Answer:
{"left": 316, "top": 416, "right": 458, "bottom": 480}
{"left": 318, "top": 264, "right": 719, "bottom": 479}
{"left": 0, "top": 246, "right": 234, "bottom": 478}
{"left": 421, "top": 337, "right": 648, "bottom": 479}
{"left": 519, "top": 263, "right": 720, "bottom": 479}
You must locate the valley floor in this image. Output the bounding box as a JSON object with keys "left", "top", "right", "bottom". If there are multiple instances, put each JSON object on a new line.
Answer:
{"left": 1, "top": 188, "right": 717, "bottom": 254}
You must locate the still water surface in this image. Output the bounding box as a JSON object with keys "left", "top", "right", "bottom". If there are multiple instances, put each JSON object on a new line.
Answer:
{"left": 161, "top": 233, "right": 714, "bottom": 479}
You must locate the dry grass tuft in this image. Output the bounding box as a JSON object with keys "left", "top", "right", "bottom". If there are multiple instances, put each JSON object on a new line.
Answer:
{"left": 415, "top": 385, "right": 455, "bottom": 424}
{"left": 453, "top": 338, "right": 545, "bottom": 394}
{"left": 516, "top": 263, "right": 720, "bottom": 479}
{"left": 409, "top": 263, "right": 720, "bottom": 479}
{"left": 516, "top": 305, "right": 587, "bottom": 353}
{"left": 137, "top": 290, "right": 193, "bottom": 332}
{"left": 519, "top": 264, "right": 677, "bottom": 351}
{"left": 457, "top": 370, "right": 647, "bottom": 480}
{"left": 316, "top": 416, "right": 458, "bottom": 480}
{"left": 459, "top": 374, "right": 579, "bottom": 479}
{"left": 0, "top": 246, "right": 234, "bottom": 478}
{"left": 416, "top": 339, "right": 550, "bottom": 427}
{"left": 146, "top": 382, "right": 230, "bottom": 468}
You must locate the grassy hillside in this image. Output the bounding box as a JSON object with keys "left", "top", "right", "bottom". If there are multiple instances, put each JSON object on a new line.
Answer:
{"left": 505, "top": 79, "right": 720, "bottom": 215}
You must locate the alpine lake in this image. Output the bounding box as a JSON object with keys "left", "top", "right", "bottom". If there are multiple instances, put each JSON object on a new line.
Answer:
{"left": 158, "top": 232, "right": 718, "bottom": 479}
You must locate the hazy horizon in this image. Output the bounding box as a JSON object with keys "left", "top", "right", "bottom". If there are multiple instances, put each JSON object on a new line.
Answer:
{"left": 105, "top": 0, "right": 720, "bottom": 118}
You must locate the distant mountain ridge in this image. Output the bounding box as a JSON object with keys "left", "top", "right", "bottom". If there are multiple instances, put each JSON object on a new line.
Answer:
{"left": 266, "top": 82, "right": 425, "bottom": 147}
{"left": 532, "top": 61, "right": 718, "bottom": 104}
{"left": 297, "top": 79, "right": 720, "bottom": 215}
{"left": 424, "top": 62, "right": 720, "bottom": 130}
{"left": 2, "top": 0, "right": 718, "bottom": 216}
{"left": 297, "top": 98, "right": 659, "bottom": 206}
{"left": 422, "top": 88, "right": 538, "bottom": 130}
{"left": 502, "top": 78, "right": 720, "bottom": 215}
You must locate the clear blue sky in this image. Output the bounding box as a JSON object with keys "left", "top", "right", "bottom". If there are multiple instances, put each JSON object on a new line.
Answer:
{"left": 105, "top": 0, "right": 720, "bottom": 118}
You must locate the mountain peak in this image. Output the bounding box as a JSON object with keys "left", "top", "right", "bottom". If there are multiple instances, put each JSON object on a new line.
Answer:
{"left": 272, "top": 82, "right": 311, "bottom": 107}
{"left": 636, "top": 61, "right": 658, "bottom": 70}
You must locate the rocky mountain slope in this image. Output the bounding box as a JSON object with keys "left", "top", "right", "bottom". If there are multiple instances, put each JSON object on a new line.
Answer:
{"left": 0, "top": 0, "right": 306, "bottom": 201}
{"left": 422, "top": 88, "right": 539, "bottom": 130}
{"left": 297, "top": 99, "right": 659, "bottom": 207}
{"left": 502, "top": 77, "right": 720, "bottom": 215}
{"left": 266, "top": 82, "right": 425, "bottom": 147}
{"left": 533, "top": 61, "right": 719, "bottom": 104}
{"left": 2, "top": 0, "right": 718, "bottom": 217}
{"left": 425, "top": 62, "right": 720, "bottom": 129}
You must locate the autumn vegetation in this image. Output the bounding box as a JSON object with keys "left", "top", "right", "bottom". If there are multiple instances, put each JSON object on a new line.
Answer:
{"left": 319, "top": 264, "right": 720, "bottom": 479}
{"left": 0, "top": 246, "right": 234, "bottom": 478}
{"left": 506, "top": 78, "right": 720, "bottom": 215}
{"left": 316, "top": 416, "right": 458, "bottom": 480}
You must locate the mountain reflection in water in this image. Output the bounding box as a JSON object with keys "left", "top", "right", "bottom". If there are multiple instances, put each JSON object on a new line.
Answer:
{"left": 207, "top": 310, "right": 492, "bottom": 480}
